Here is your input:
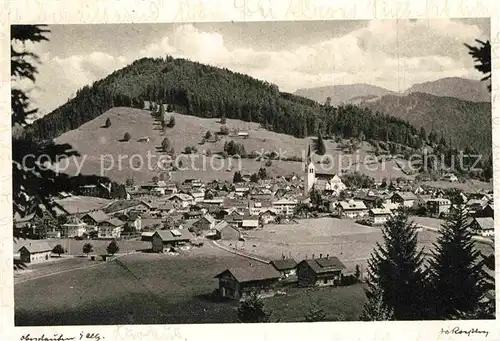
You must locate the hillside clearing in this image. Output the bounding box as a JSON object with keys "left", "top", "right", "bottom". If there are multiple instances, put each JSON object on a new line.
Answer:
{"left": 54, "top": 107, "right": 408, "bottom": 184}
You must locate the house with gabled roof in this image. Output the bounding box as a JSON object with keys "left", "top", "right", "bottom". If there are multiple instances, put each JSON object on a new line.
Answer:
{"left": 151, "top": 229, "right": 193, "bottom": 252}
{"left": 190, "top": 214, "right": 216, "bottom": 235}
{"left": 97, "top": 218, "right": 124, "bottom": 239}
{"left": 167, "top": 193, "right": 195, "bottom": 209}
{"left": 212, "top": 220, "right": 241, "bottom": 241}
{"left": 271, "top": 258, "right": 298, "bottom": 284}
{"left": 391, "top": 191, "right": 418, "bottom": 208}
{"left": 368, "top": 208, "right": 392, "bottom": 225}
{"left": 80, "top": 210, "right": 110, "bottom": 226}
{"left": 18, "top": 242, "right": 53, "bottom": 263}
{"left": 296, "top": 255, "right": 346, "bottom": 287}
{"left": 214, "top": 264, "right": 281, "bottom": 300}
{"left": 470, "top": 217, "right": 494, "bottom": 237}
{"left": 336, "top": 200, "right": 368, "bottom": 219}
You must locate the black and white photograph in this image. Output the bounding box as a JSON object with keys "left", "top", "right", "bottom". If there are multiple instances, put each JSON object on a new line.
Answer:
{"left": 8, "top": 12, "right": 496, "bottom": 333}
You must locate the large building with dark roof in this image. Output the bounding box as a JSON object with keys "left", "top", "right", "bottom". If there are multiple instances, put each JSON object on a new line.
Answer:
{"left": 214, "top": 264, "right": 281, "bottom": 300}
{"left": 296, "top": 256, "right": 346, "bottom": 287}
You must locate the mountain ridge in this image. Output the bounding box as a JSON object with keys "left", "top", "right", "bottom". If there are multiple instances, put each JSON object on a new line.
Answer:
{"left": 294, "top": 76, "right": 490, "bottom": 104}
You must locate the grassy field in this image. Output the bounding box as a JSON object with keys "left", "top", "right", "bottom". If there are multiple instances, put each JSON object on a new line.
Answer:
{"left": 53, "top": 107, "right": 408, "bottom": 184}
{"left": 14, "top": 242, "right": 365, "bottom": 325}
{"left": 234, "top": 217, "right": 493, "bottom": 272}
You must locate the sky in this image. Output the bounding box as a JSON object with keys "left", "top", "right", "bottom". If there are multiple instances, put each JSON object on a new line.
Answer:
{"left": 18, "top": 18, "right": 490, "bottom": 117}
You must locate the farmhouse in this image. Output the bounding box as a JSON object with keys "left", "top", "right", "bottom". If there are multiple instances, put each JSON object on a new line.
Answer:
{"left": 426, "top": 198, "right": 451, "bottom": 217}
{"left": 167, "top": 193, "right": 195, "bottom": 209}
{"left": 296, "top": 256, "right": 346, "bottom": 287}
{"left": 18, "top": 242, "right": 52, "bottom": 263}
{"left": 81, "top": 210, "right": 111, "bottom": 227}
{"left": 336, "top": 200, "right": 368, "bottom": 219}
{"left": 214, "top": 265, "right": 281, "bottom": 300}
{"left": 190, "top": 214, "right": 216, "bottom": 235}
{"left": 391, "top": 192, "right": 418, "bottom": 208}
{"left": 271, "top": 258, "right": 298, "bottom": 284}
{"left": 470, "top": 217, "right": 494, "bottom": 237}
{"left": 368, "top": 208, "right": 392, "bottom": 225}
{"left": 213, "top": 220, "right": 241, "bottom": 240}
{"left": 151, "top": 229, "right": 193, "bottom": 252}
{"left": 97, "top": 218, "right": 124, "bottom": 239}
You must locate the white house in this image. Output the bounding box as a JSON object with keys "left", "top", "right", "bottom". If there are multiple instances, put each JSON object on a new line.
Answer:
{"left": 272, "top": 198, "right": 298, "bottom": 216}
{"left": 337, "top": 200, "right": 368, "bottom": 219}
{"left": 61, "top": 221, "right": 88, "bottom": 238}
{"left": 368, "top": 208, "right": 392, "bottom": 225}
{"left": 97, "top": 218, "right": 124, "bottom": 239}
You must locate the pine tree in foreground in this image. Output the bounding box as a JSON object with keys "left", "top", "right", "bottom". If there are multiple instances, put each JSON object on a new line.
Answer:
{"left": 427, "top": 204, "right": 490, "bottom": 319}
{"left": 237, "top": 291, "right": 272, "bottom": 323}
{"left": 361, "top": 208, "right": 429, "bottom": 320}
{"left": 360, "top": 286, "right": 394, "bottom": 321}
{"left": 304, "top": 304, "right": 327, "bottom": 322}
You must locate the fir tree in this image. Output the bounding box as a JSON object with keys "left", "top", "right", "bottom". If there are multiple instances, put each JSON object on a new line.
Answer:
{"left": 309, "top": 186, "right": 322, "bottom": 209}
{"left": 237, "top": 291, "right": 272, "bottom": 323}
{"left": 104, "top": 117, "right": 111, "bottom": 128}
{"left": 362, "top": 208, "right": 428, "bottom": 320}
{"left": 161, "top": 137, "right": 170, "bottom": 152}
{"left": 360, "top": 286, "right": 394, "bottom": 321}
{"left": 315, "top": 132, "right": 326, "bottom": 156}
{"left": 232, "top": 171, "right": 243, "bottom": 183}
{"left": 427, "top": 204, "right": 490, "bottom": 319}
{"left": 106, "top": 240, "right": 119, "bottom": 255}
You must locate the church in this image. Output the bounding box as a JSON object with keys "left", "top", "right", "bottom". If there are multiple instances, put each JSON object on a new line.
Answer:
{"left": 304, "top": 146, "right": 346, "bottom": 197}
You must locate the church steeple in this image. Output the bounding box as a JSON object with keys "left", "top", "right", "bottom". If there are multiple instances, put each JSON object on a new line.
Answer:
{"left": 304, "top": 141, "right": 316, "bottom": 197}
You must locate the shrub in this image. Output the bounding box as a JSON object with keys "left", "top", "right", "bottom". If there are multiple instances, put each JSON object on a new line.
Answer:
{"left": 219, "top": 125, "right": 229, "bottom": 135}
{"left": 123, "top": 132, "right": 131, "bottom": 141}
{"left": 265, "top": 159, "right": 272, "bottom": 167}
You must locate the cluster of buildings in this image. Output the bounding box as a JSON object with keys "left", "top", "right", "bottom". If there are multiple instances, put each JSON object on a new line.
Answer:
{"left": 14, "top": 158, "right": 494, "bottom": 263}
{"left": 215, "top": 254, "right": 348, "bottom": 301}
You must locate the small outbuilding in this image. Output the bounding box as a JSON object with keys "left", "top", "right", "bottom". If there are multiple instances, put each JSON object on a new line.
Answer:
{"left": 18, "top": 242, "right": 53, "bottom": 264}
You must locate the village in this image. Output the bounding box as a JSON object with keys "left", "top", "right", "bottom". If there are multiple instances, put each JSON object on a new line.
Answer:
{"left": 14, "top": 155, "right": 495, "bottom": 303}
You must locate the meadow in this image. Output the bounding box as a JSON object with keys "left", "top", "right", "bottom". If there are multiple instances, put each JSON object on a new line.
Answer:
{"left": 14, "top": 244, "right": 366, "bottom": 325}
{"left": 53, "top": 107, "right": 409, "bottom": 184}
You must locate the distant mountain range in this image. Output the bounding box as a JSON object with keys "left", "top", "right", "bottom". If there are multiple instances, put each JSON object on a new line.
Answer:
{"left": 294, "top": 77, "right": 490, "bottom": 104}
{"left": 294, "top": 77, "right": 492, "bottom": 153}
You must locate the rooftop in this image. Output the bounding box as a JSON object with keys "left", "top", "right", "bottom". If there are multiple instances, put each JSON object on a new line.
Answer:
{"left": 215, "top": 264, "right": 281, "bottom": 283}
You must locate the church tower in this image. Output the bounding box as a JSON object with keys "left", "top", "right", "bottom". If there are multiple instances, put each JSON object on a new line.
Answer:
{"left": 304, "top": 144, "right": 316, "bottom": 196}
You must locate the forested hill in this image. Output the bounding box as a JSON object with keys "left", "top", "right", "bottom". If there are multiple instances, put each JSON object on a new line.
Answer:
{"left": 26, "top": 57, "right": 438, "bottom": 149}
{"left": 358, "top": 92, "right": 491, "bottom": 154}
